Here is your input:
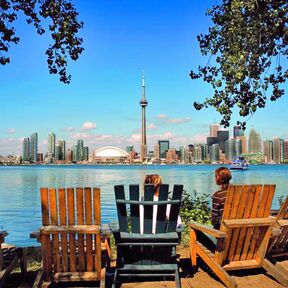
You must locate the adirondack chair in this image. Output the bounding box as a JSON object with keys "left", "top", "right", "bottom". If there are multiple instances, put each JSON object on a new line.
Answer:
{"left": 266, "top": 195, "right": 288, "bottom": 284}
{"left": 189, "top": 184, "right": 288, "bottom": 288}
{"left": 0, "top": 230, "right": 27, "bottom": 288}
{"left": 110, "top": 184, "right": 183, "bottom": 288}
{"left": 33, "top": 187, "right": 107, "bottom": 288}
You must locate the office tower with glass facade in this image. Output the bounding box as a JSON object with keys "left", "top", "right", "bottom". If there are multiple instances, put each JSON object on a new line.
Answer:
{"left": 83, "top": 147, "right": 89, "bottom": 161}
{"left": 284, "top": 141, "right": 288, "bottom": 162}
{"left": 207, "top": 137, "right": 218, "bottom": 147}
{"left": 233, "top": 125, "right": 244, "bottom": 138}
{"left": 55, "top": 145, "right": 61, "bottom": 161}
{"left": 209, "top": 144, "right": 220, "bottom": 162}
{"left": 225, "top": 138, "right": 236, "bottom": 162}
{"left": 235, "top": 138, "right": 242, "bottom": 156}
{"left": 48, "top": 132, "right": 56, "bottom": 157}
{"left": 30, "top": 132, "right": 38, "bottom": 163}
{"left": 273, "top": 137, "right": 283, "bottom": 164}
{"left": 58, "top": 139, "right": 66, "bottom": 160}
{"left": 22, "top": 138, "right": 30, "bottom": 162}
{"left": 248, "top": 127, "right": 261, "bottom": 153}
{"left": 210, "top": 124, "right": 220, "bottom": 137}
{"left": 217, "top": 130, "right": 229, "bottom": 152}
{"left": 154, "top": 144, "right": 160, "bottom": 159}
{"left": 263, "top": 140, "right": 273, "bottom": 163}
{"left": 158, "top": 140, "right": 169, "bottom": 159}
{"left": 237, "top": 135, "right": 247, "bottom": 154}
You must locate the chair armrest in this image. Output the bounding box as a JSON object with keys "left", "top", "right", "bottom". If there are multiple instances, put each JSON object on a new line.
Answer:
{"left": 30, "top": 229, "right": 40, "bottom": 242}
{"left": 109, "top": 223, "right": 120, "bottom": 234}
{"left": 176, "top": 224, "right": 184, "bottom": 233}
{"left": 189, "top": 222, "right": 226, "bottom": 238}
{"left": 0, "top": 230, "right": 8, "bottom": 244}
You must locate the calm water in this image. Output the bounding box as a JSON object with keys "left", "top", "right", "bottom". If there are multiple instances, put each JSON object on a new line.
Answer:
{"left": 0, "top": 164, "right": 287, "bottom": 246}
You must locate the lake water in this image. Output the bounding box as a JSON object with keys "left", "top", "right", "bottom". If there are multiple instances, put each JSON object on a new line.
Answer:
{"left": 0, "top": 164, "right": 287, "bottom": 246}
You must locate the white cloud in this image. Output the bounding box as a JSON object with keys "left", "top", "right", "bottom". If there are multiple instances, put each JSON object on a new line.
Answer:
{"left": 71, "top": 132, "right": 92, "bottom": 139}
{"left": 147, "top": 123, "right": 157, "bottom": 130}
{"left": 157, "top": 114, "right": 167, "bottom": 119}
{"left": 166, "top": 117, "right": 192, "bottom": 124}
{"left": 81, "top": 122, "right": 97, "bottom": 131}
{"left": 5, "top": 128, "right": 16, "bottom": 134}
{"left": 61, "top": 127, "right": 75, "bottom": 132}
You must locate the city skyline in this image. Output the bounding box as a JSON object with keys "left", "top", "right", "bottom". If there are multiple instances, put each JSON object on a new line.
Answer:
{"left": 1, "top": 0, "right": 287, "bottom": 155}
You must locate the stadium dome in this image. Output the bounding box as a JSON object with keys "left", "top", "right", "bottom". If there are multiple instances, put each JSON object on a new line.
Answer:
{"left": 91, "top": 146, "right": 130, "bottom": 163}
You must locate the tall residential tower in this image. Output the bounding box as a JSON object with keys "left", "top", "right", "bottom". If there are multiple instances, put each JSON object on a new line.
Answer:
{"left": 140, "top": 73, "right": 148, "bottom": 162}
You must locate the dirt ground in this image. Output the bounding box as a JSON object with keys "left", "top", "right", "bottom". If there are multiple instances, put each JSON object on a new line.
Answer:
{"left": 3, "top": 246, "right": 287, "bottom": 288}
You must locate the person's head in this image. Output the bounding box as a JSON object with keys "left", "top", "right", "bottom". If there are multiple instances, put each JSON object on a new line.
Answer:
{"left": 144, "top": 174, "right": 162, "bottom": 196}
{"left": 215, "top": 167, "right": 232, "bottom": 190}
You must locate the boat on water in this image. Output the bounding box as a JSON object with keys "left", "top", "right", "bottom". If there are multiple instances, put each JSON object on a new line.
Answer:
{"left": 230, "top": 156, "right": 249, "bottom": 170}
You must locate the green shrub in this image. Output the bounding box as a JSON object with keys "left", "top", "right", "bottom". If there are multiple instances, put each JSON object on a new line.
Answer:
{"left": 179, "top": 189, "right": 211, "bottom": 246}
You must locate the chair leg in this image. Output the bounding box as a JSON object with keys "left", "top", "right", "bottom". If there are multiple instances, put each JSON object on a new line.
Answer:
{"left": 190, "top": 228, "right": 197, "bottom": 266}
{"left": 111, "top": 268, "right": 118, "bottom": 288}
{"left": 263, "top": 258, "right": 288, "bottom": 287}
{"left": 175, "top": 268, "right": 181, "bottom": 288}
{"left": 19, "top": 247, "right": 27, "bottom": 278}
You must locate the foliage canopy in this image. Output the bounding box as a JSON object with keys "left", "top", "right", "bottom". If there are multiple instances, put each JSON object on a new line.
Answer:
{"left": 191, "top": 0, "right": 288, "bottom": 128}
{"left": 0, "top": 0, "right": 84, "bottom": 83}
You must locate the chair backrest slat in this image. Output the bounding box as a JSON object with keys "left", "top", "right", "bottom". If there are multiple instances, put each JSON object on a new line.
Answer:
{"left": 85, "top": 188, "right": 93, "bottom": 272}
{"left": 143, "top": 184, "right": 154, "bottom": 234}
{"left": 67, "top": 188, "right": 76, "bottom": 272}
{"left": 115, "top": 185, "right": 128, "bottom": 232}
{"left": 129, "top": 185, "right": 140, "bottom": 233}
{"left": 220, "top": 184, "right": 275, "bottom": 264}
{"left": 166, "top": 185, "right": 183, "bottom": 232}
{"left": 156, "top": 184, "right": 169, "bottom": 233}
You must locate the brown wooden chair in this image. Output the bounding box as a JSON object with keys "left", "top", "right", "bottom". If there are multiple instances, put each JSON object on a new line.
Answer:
{"left": 189, "top": 184, "right": 287, "bottom": 288}
{"left": 266, "top": 195, "right": 288, "bottom": 283}
{"left": 0, "top": 230, "right": 27, "bottom": 288}
{"left": 33, "top": 187, "right": 108, "bottom": 288}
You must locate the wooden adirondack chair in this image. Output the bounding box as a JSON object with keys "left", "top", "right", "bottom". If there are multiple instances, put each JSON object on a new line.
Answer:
{"left": 110, "top": 184, "right": 183, "bottom": 288}
{"left": 266, "top": 195, "right": 288, "bottom": 284}
{"left": 33, "top": 187, "right": 107, "bottom": 288}
{"left": 189, "top": 184, "right": 287, "bottom": 288}
{"left": 0, "top": 230, "right": 27, "bottom": 288}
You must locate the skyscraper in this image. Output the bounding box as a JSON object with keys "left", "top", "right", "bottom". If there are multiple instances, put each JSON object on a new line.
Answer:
{"left": 30, "top": 132, "right": 38, "bottom": 163}
{"left": 210, "top": 124, "right": 220, "bottom": 137}
{"left": 209, "top": 144, "right": 220, "bottom": 162}
{"left": 58, "top": 139, "right": 66, "bottom": 160}
{"left": 248, "top": 127, "right": 261, "bottom": 153}
{"left": 158, "top": 140, "right": 169, "bottom": 159}
{"left": 48, "top": 132, "right": 56, "bottom": 157}
{"left": 263, "top": 140, "right": 273, "bottom": 163}
{"left": 273, "top": 137, "right": 284, "bottom": 164}
{"left": 225, "top": 139, "right": 236, "bottom": 161}
{"left": 233, "top": 125, "right": 244, "bottom": 138}
{"left": 217, "top": 130, "right": 229, "bottom": 152}
{"left": 140, "top": 73, "right": 148, "bottom": 162}
{"left": 22, "top": 138, "right": 30, "bottom": 162}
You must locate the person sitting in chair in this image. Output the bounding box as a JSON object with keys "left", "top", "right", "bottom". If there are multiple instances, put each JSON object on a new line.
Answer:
{"left": 211, "top": 167, "right": 232, "bottom": 229}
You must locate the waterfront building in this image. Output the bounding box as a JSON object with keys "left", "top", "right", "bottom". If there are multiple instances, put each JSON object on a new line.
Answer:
{"left": 55, "top": 145, "right": 61, "bottom": 161}
{"left": 202, "top": 144, "right": 209, "bottom": 161}
{"left": 210, "top": 124, "right": 220, "bottom": 137}
{"left": 209, "top": 144, "right": 220, "bottom": 162}
{"left": 179, "top": 146, "right": 189, "bottom": 164}
{"left": 225, "top": 139, "right": 236, "bottom": 162}
{"left": 263, "top": 140, "right": 273, "bottom": 163}
{"left": 72, "top": 145, "right": 77, "bottom": 162}
{"left": 217, "top": 130, "right": 229, "bottom": 152}
{"left": 48, "top": 132, "right": 56, "bottom": 157}
{"left": 248, "top": 127, "right": 261, "bottom": 153}
{"left": 66, "top": 149, "right": 73, "bottom": 163}
{"left": 154, "top": 144, "right": 160, "bottom": 160}
{"left": 22, "top": 138, "right": 30, "bottom": 162}
{"left": 242, "top": 152, "right": 265, "bottom": 164}
{"left": 166, "top": 148, "right": 178, "bottom": 163}
{"left": 237, "top": 135, "right": 248, "bottom": 154}
{"left": 159, "top": 140, "right": 169, "bottom": 159}
{"left": 91, "top": 146, "right": 130, "bottom": 164}
{"left": 77, "top": 139, "right": 84, "bottom": 161}
{"left": 126, "top": 146, "right": 134, "bottom": 153}
{"left": 193, "top": 145, "right": 203, "bottom": 162}
{"left": 235, "top": 138, "right": 242, "bottom": 156}
{"left": 140, "top": 73, "right": 148, "bottom": 162}
{"left": 284, "top": 141, "right": 288, "bottom": 162}
{"left": 83, "top": 146, "right": 89, "bottom": 161}
{"left": 207, "top": 136, "right": 218, "bottom": 148}
{"left": 59, "top": 139, "right": 66, "bottom": 160}
{"left": 233, "top": 125, "right": 244, "bottom": 138}
{"left": 30, "top": 132, "right": 38, "bottom": 163}
{"left": 273, "top": 137, "right": 284, "bottom": 164}
{"left": 37, "top": 153, "right": 43, "bottom": 163}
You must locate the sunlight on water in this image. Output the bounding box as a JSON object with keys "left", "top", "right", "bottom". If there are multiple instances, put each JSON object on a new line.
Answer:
{"left": 0, "top": 165, "right": 287, "bottom": 246}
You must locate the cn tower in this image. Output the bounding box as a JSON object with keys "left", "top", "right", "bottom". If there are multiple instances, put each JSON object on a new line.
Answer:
{"left": 140, "top": 73, "right": 148, "bottom": 163}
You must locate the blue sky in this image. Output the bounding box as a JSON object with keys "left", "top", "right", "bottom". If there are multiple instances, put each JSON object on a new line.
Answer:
{"left": 0, "top": 0, "right": 287, "bottom": 155}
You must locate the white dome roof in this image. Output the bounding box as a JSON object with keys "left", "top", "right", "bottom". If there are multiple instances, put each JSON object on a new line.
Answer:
{"left": 94, "top": 146, "right": 129, "bottom": 157}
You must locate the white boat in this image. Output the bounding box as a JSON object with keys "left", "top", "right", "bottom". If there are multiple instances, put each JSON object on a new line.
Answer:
{"left": 230, "top": 156, "right": 249, "bottom": 170}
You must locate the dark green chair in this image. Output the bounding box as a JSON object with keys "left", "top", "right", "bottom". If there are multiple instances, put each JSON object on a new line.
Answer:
{"left": 110, "top": 183, "right": 183, "bottom": 288}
